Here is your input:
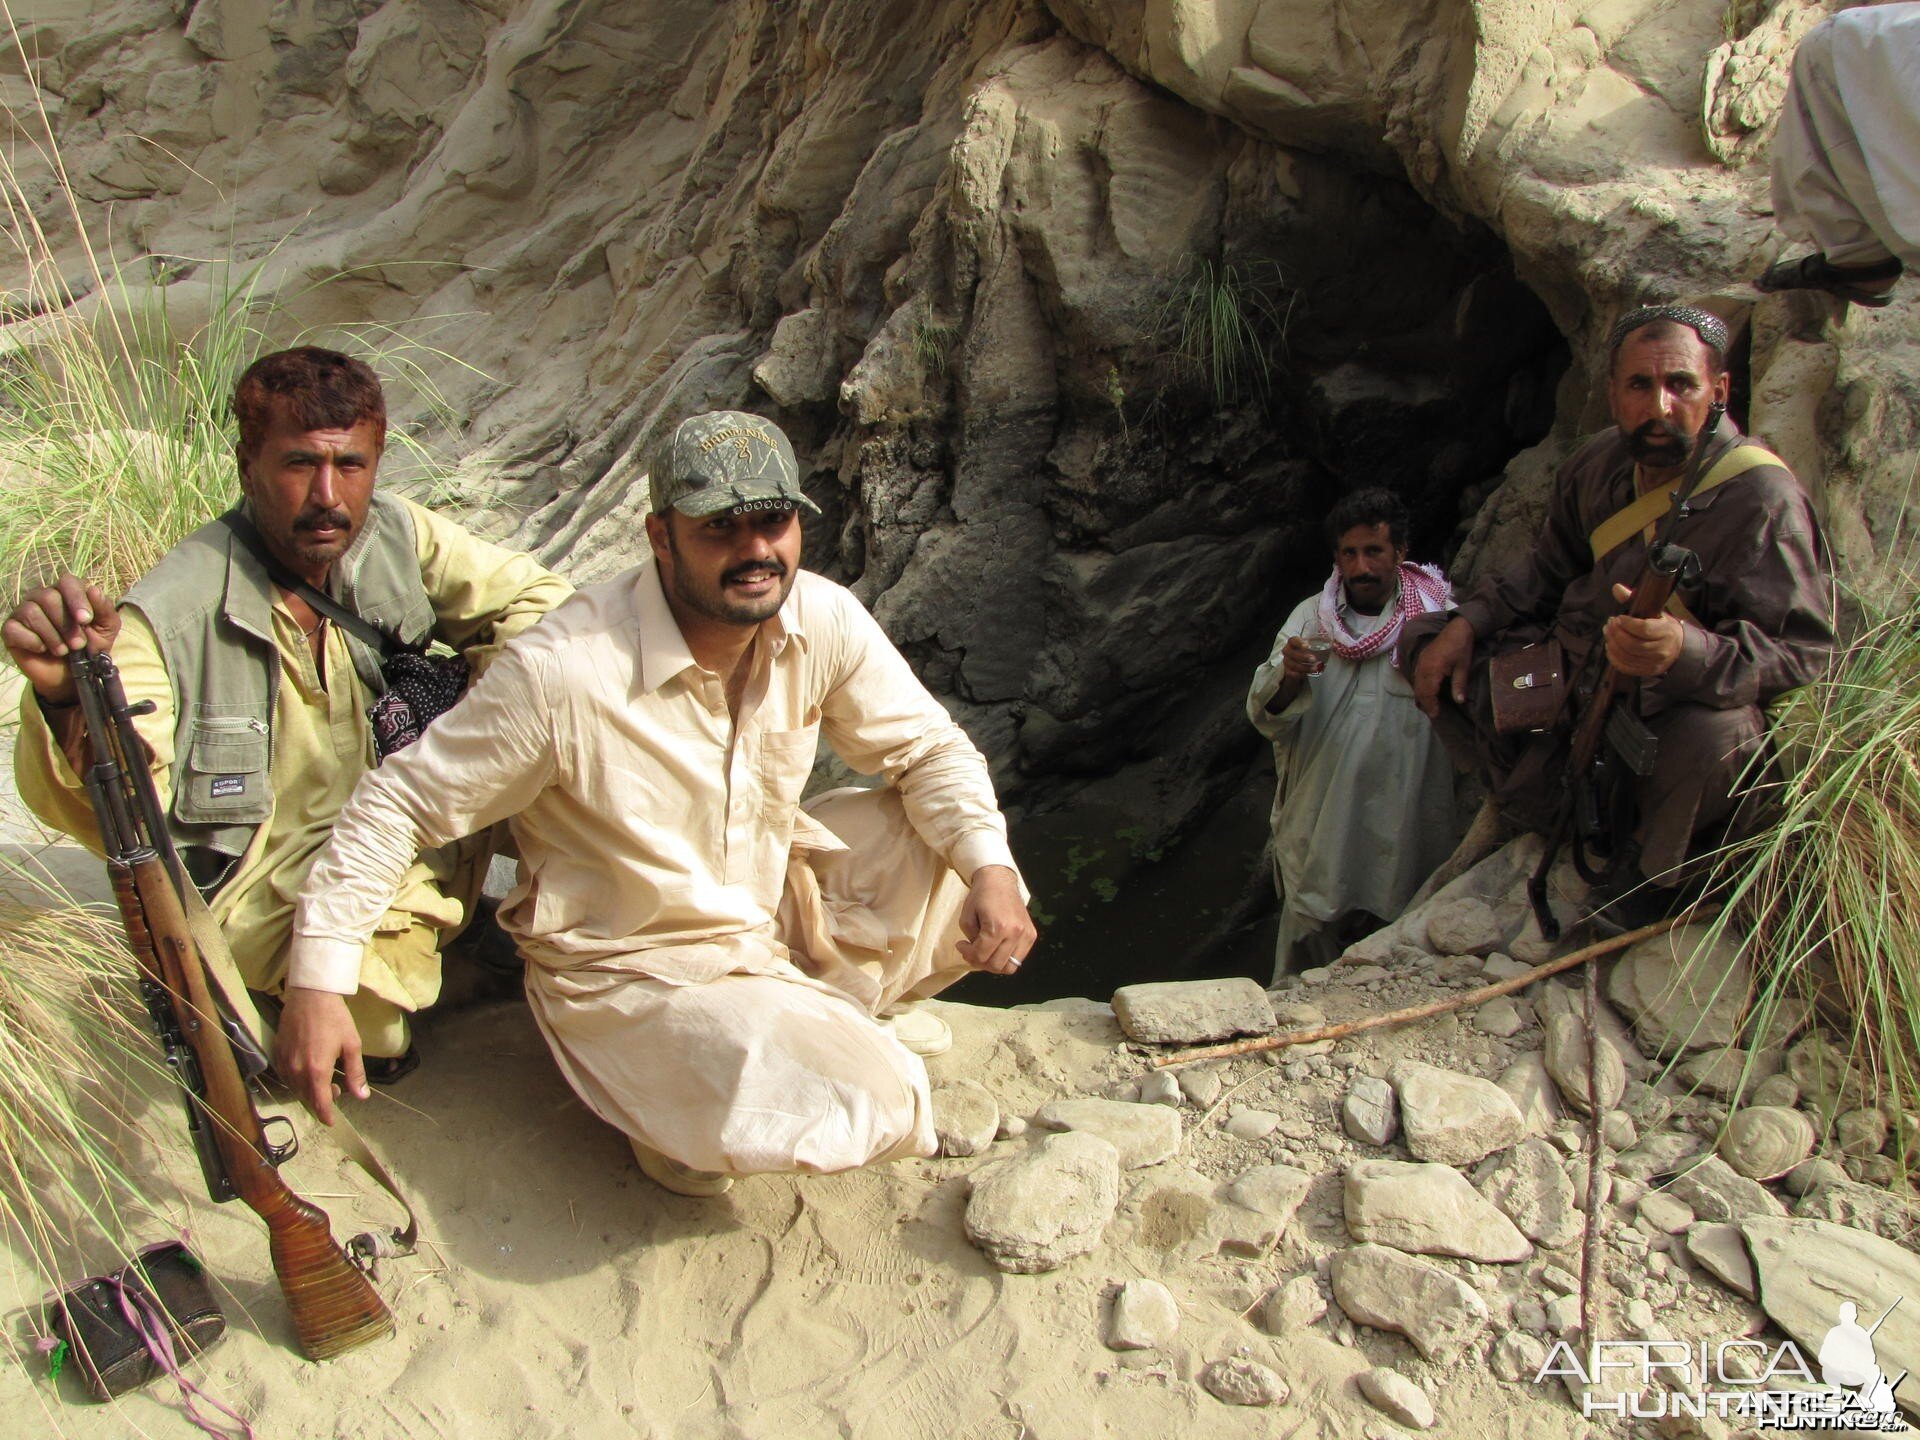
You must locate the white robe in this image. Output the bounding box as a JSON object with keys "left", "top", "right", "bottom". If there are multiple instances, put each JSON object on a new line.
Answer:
{"left": 1247, "top": 591, "right": 1456, "bottom": 978}
{"left": 1772, "top": 3, "right": 1920, "bottom": 267}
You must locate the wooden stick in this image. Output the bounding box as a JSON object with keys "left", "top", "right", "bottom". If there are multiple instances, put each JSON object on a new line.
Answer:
{"left": 1149, "top": 909, "right": 1707, "bottom": 1068}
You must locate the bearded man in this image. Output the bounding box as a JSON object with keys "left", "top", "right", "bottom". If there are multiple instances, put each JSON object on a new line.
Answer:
{"left": 1247, "top": 489, "right": 1455, "bottom": 976}
{"left": 1405, "top": 306, "right": 1836, "bottom": 927}
{"left": 275, "top": 411, "right": 1037, "bottom": 1197}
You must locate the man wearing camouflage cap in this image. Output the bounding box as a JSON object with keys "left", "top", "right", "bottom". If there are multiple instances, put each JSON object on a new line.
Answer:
{"left": 1403, "top": 306, "right": 1835, "bottom": 928}
{"left": 275, "top": 410, "right": 1036, "bottom": 1196}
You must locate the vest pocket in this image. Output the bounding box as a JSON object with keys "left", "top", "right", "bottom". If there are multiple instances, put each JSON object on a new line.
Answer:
{"left": 177, "top": 717, "right": 272, "bottom": 824}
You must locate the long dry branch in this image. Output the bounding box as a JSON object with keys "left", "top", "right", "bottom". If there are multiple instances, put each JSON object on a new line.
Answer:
{"left": 1149, "top": 910, "right": 1705, "bottom": 1068}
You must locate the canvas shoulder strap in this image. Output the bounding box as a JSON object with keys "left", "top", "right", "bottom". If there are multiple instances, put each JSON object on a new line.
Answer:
{"left": 1587, "top": 443, "right": 1787, "bottom": 563}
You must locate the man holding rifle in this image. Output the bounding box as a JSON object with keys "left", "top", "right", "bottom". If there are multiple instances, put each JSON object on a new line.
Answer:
{"left": 1405, "top": 306, "right": 1836, "bottom": 928}
{"left": 6, "top": 347, "right": 570, "bottom": 1072}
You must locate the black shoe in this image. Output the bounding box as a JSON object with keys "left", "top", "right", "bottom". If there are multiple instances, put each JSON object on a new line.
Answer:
{"left": 1755, "top": 251, "right": 1902, "bottom": 307}
{"left": 1585, "top": 869, "right": 1685, "bottom": 938}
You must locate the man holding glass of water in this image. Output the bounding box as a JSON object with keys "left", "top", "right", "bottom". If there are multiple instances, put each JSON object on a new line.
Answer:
{"left": 1246, "top": 490, "right": 1457, "bottom": 978}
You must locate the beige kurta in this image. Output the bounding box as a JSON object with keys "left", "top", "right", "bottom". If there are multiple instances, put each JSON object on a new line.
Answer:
{"left": 1247, "top": 589, "right": 1455, "bottom": 977}
{"left": 15, "top": 497, "right": 570, "bottom": 1030}
{"left": 289, "top": 559, "right": 1021, "bottom": 1175}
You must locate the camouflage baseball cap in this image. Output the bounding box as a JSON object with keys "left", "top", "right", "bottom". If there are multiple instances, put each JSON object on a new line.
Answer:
{"left": 649, "top": 411, "right": 820, "bottom": 517}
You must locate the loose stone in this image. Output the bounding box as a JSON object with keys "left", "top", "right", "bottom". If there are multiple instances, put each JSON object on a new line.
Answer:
{"left": 1224, "top": 1108, "right": 1282, "bottom": 1142}
{"left": 1477, "top": 1138, "right": 1581, "bottom": 1249}
{"left": 1717, "top": 1105, "right": 1815, "bottom": 1181}
{"left": 1835, "top": 1106, "right": 1888, "bottom": 1158}
{"left": 1342, "top": 1075, "right": 1399, "bottom": 1147}
{"left": 1607, "top": 924, "right": 1750, "bottom": 1057}
{"left": 932, "top": 1080, "right": 1000, "bottom": 1157}
{"left": 1497, "top": 1052, "right": 1564, "bottom": 1138}
{"left": 1176, "top": 1065, "right": 1222, "bottom": 1107}
{"left": 1032, "top": 1097, "right": 1181, "bottom": 1169}
{"left": 1111, "top": 979, "right": 1276, "bottom": 1045}
{"left": 1391, "top": 1061, "right": 1525, "bottom": 1167}
{"left": 1542, "top": 1011, "right": 1627, "bottom": 1115}
{"left": 1475, "top": 998, "right": 1524, "bottom": 1038}
{"left": 1425, "top": 897, "right": 1505, "bottom": 956}
{"left": 1667, "top": 1156, "right": 1788, "bottom": 1223}
{"left": 1329, "top": 1244, "right": 1490, "bottom": 1360}
{"left": 1107, "top": 1278, "right": 1179, "bottom": 1350}
{"left": 1636, "top": 1191, "right": 1695, "bottom": 1234}
{"left": 964, "top": 1132, "right": 1122, "bottom": 1273}
{"left": 1200, "top": 1357, "right": 1289, "bottom": 1407}
{"left": 1261, "top": 1273, "right": 1327, "bottom": 1335}
{"left": 1344, "top": 1159, "right": 1532, "bottom": 1262}
{"left": 1490, "top": 1329, "right": 1548, "bottom": 1382}
{"left": 1356, "top": 1368, "right": 1435, "bottom": 1430}
{"left": 1138, "top": 1070, "right": 1183, "bottom": 1108}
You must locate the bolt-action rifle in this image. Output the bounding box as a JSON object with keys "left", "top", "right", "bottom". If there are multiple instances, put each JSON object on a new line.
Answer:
{"left": 66, "top": 648, "right": 393, "bottom": 1361}
{"left": 1526, "top": 402, "right": 1728, "bottom": 942}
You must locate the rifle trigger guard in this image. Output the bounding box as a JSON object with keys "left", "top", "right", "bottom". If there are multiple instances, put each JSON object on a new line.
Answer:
{"left": 260, "top": 1113, "right": 300, "bottom": 1166}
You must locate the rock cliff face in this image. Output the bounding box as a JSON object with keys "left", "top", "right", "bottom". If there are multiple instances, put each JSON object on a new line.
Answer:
{"left": 4, "top": 0, "right": 1911, "bottom": 981}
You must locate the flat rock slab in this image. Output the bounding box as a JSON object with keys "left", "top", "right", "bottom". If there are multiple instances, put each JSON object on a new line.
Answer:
{"left": 1357, "top": 1367, "right": 1435, "bottom": 1430}
{"left": 1344, "top": 1159, "right": 1532, "bottom": 1262}
{"left": 1111, "top": 979, "right": 1275, "bottom": 1045}
{"left": 1608, "top": 923, "right": 1750, "bottom": 1057}
{"left": 1742, "top": 1217, "right": 1920, "bottom": 1419}
{"left": 1107, "top": 1278, "right": 1179, "bottom": 1350}
{"left": 1425, "top": 896, "right": 1505, "bottom": 956}
{"left": 1542, "top": 1011, "right": 1626, "bottom": 1115}
{"left": 964, "top": 1131, "right": 1121, "bottom": 1273}
{"left": 1329, "top": 1244, "right": 1490, "bottom": 1360}
{"left": 1497, "top": 1052, "right": 1563, "bottom": 1138}
{"left": 1666, "top": 1155, "right": 1789, "bottom": 1223}
{"left": 1343, "top": 1075, "right": 1399, "bottom": 1147}
{"left": 1032, "top": 1097, "right": 1181, "bottom": 1169}
{"left": 1477, "top": 1138, "right": 1581, "bottom": 1249}
{"left": 1684, "top": 1221, "right": 1757, "bottom": 1301}
{"left": 1391, "top": 1061, "right": 1524, "bottom": 1167}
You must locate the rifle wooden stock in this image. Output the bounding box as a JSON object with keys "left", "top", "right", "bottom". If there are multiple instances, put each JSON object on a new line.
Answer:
{"left": 71, "top": 650, "right": 392, "bottom": 1362}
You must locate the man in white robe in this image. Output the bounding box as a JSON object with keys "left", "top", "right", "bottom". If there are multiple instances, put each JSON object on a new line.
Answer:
{"left": 1758, "top": 2, "right": 1920, "bottom": 307}
{"left": 1247, "top": 490, "right": 1456, "bottom": 978}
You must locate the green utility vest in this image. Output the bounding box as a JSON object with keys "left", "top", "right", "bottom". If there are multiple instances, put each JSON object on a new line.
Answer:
{"left": 124, "top": 492, "right": 434, "bottom": 895}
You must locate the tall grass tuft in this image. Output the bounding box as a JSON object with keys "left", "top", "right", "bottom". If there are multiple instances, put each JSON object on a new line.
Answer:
{"left": 1702, "top": 590, "right": 1920, "bottom": 1174}
{"left": 1160, "top": 256, "right": 1290, "bottom": 408}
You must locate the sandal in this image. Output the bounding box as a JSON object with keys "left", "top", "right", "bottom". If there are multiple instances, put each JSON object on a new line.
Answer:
{"left": 1755, "top": 251, "right": 1902, "bottom": 307}
{"left": 360, "top": 1046, "right": 421, "bottom": 1086}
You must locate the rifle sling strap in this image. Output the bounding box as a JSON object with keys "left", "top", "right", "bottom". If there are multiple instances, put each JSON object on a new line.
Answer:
{"left": 178, "top": 882, "right": 420, "bottom": 1260}
{"left": 1587, "top": 442, "right": 1787, "bottom": 574}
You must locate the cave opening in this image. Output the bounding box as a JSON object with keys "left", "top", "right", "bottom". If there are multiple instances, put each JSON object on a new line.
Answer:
{"left": 938, "top": 195, "right": 1573, "bottom": 1008}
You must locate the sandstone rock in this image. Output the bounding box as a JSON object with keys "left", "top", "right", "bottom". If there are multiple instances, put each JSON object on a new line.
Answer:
{"left": 1477, "top": 1138, "right": 1580, "bottom": 1249}
{"left": 1425, "top": 898, "right": 1504, "bottom": 956}
{"left": 1270, "top": 1001, "right": 1335, "bottom": 1056}
{"left": 1836, "top": 1107, "right": 1889, "bottom": 1158}
{"left": 1032, "top": 1097, "right": 1180, "bottom": 1169}
{"left": 1542, "top": 1011, "right": 1626, "bottom": 1115}
{"left": 1356, "top": 1368, "right": 1434, "bottom": 1430}
{"left": 1261, "top": 1273, "right": 1327, "bottom": 1335}
{"left": 1677, "top": 1047, "right": 1763, "bottom": 1101}
{"left": 1342, "top": 1075, "right": 1399, "bottom": 1147}
{"left": 1636, "top": 1191, "right": 1694, "bottom": 1234}
{"left": 1507, "top": 935, "right": 1557, "bottom": 966}
{"left": 1344, "top": 1159, "right": 1532, "bottom": 1262}
{"left": 1718, "top": 1106, "right": 1815, "bottom": 1181}
{"left": 997, "top": 1115, "right": 1028, "bottom": 1141}
{"left": 1543, "top": 1292, "right": 1581, "bottom": 1335}
{"left": 1781, "top": 1157, "right": 1850, "bottom": 1197}
{"left": 1666, "top": 1156, "right": 1789, "bottom": 1223}
{"left": 964, "top": 1132, "right": 1121, "bottom": 1273}
{"left": 1601, "top": 1110, "right": 1637, "bottom": 1151}
{"left": 1138, "top": 1070, "right": 1183, "bottom": 1108}
{"left": 1497, "top": 1052, "right": 1564, "bottom": 1139}
{"left": 1227, "top": 1165, "right": 1313, "bottom": 1225}
{"left": 1741, "top": 1218, "right": 1920, "bottom": 1419}
{"left": 1200, "top": 1357, "right": 1289, "bottom": 1407}
{"left": 932, "top": 1079, "right": 1000, "bottom": 1157}
{"left": 1176, "top": 1065, "right": 1223, "bottom": 1107}
{"left": 1785, "top": 1035, "right": 1870, "bottom": 1117}
{"left": 1107, "top": 1278, "right": 1179, "bottom": 1350}
{"left": 1685, "top": 1222, "right": 1758, "bottom": 1301}
{"left": 1489, "top": 1329, "right": 1548, "bottom": 1383}
{"left": 1475, "top": 998, "right": 1524, "bottom": 1038}
{"left": 1224, "top": 1107, "right": 1281, "bottom": 1142}
{"left": 1111, "top": 979, "right": 1275, "bottom": 1045}
{"left": 1391, "top": 1061, "right": 1525, "bottom": 1167}
{"left": 1329, "top": 1245, "right": 1490, "bottom": 1360}
{"left": 1608, "top": 925, "right": 1750, "bottom": 1057}
{"left": 1750, "top": 1072, "right": 1799, "bottom": 1109}
{"left": 1615, "top": 1132, "right": 1705, "bottom": 1183}
{"left": 1482, "top": 953, "right": 1535, "bottom": 982}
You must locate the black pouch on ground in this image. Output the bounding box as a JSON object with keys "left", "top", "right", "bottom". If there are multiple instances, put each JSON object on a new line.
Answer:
{"left": 44, "top": 1240, "right": 226, "bottom": 1401}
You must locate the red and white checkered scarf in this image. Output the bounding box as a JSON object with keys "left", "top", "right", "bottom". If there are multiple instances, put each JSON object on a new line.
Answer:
{"left": 1315, "top": 562, "right": 1452, "bottom": 666}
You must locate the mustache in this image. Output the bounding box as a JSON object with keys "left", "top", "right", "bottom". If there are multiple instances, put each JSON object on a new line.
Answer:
{"left": 723, "top": 559, "right": 787, "bottom": 584}
{"left": 294, "top": 507, "right": 352, "bottom": 532}
{"left": 1630, "top": 419, "right": 1690, "bottom": 450}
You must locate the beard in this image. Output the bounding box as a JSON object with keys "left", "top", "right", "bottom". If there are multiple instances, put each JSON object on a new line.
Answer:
{"left": 668, "top": 553, "right": 795, "bottom": 627}
{"left": 1625, "top": 419, "right": 1692, "bottom": 467}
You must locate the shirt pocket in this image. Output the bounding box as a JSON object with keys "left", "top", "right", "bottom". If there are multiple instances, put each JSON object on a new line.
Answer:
{"left": 175, "top": 714, "right": 272, "bottom": 825}
{"left": 758, "top": 724, "right": 819, "bottom": 827}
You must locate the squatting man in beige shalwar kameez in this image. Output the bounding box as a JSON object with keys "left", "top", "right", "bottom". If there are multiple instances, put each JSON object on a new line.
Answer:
{"left": 276, "top": 411, "right": 1038, "bottom": 1196}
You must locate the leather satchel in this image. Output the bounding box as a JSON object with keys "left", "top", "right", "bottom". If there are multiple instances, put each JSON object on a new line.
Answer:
{"left": 46, "top": 1240, "right": 226, "bottom": 1401}
{"left": 1489, "top": 640, "right": 1568, "bottom": 735}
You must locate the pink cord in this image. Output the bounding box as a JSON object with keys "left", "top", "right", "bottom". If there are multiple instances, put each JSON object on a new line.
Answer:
{"left": 108, "top": 1279, "right": 255, "bottom": 1440}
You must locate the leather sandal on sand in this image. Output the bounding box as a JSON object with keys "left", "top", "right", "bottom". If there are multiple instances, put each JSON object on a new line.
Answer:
{"left": 1755, "top": 251, "right": 1902, "bottom": 307}
{"left": 883, "top": 1005, "right": 953, "bottom": 1058}
{"left": 361, "top": 1046, "right": 421, "bottom": 1086}
{"left": 629, "top": 1139, "right": 734, "bottom": 1197}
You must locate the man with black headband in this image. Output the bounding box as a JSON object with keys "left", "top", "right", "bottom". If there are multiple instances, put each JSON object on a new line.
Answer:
{"left": 1406, "top": 306, "right": 1836, "bottom": 927}
{"left": 275, "top": 410, "right": 1036, "bottom": 1197}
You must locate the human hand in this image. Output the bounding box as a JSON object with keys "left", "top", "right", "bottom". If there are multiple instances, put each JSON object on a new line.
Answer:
{"left": 957, "top": 865, "right": 1037, "bottom": 976}
{"left": 1280, "top": 634, "right": 1324, "bottom": 681}
{"left": 1605, "top": 582, "right": 1685, "bottom": 677}
{"left": 2, "top": 575, "right": 119, "bottom": 705}
{"left": 273, "top": 987, "right": 366, "bottom": 1125}
{"left": 1413, "top": 616, "right": 1474, "bottom": 718}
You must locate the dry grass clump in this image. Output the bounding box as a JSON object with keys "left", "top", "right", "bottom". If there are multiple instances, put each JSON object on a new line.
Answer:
{"left": 1706, "top": 592, "right": 1920, "bottom": 1169}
